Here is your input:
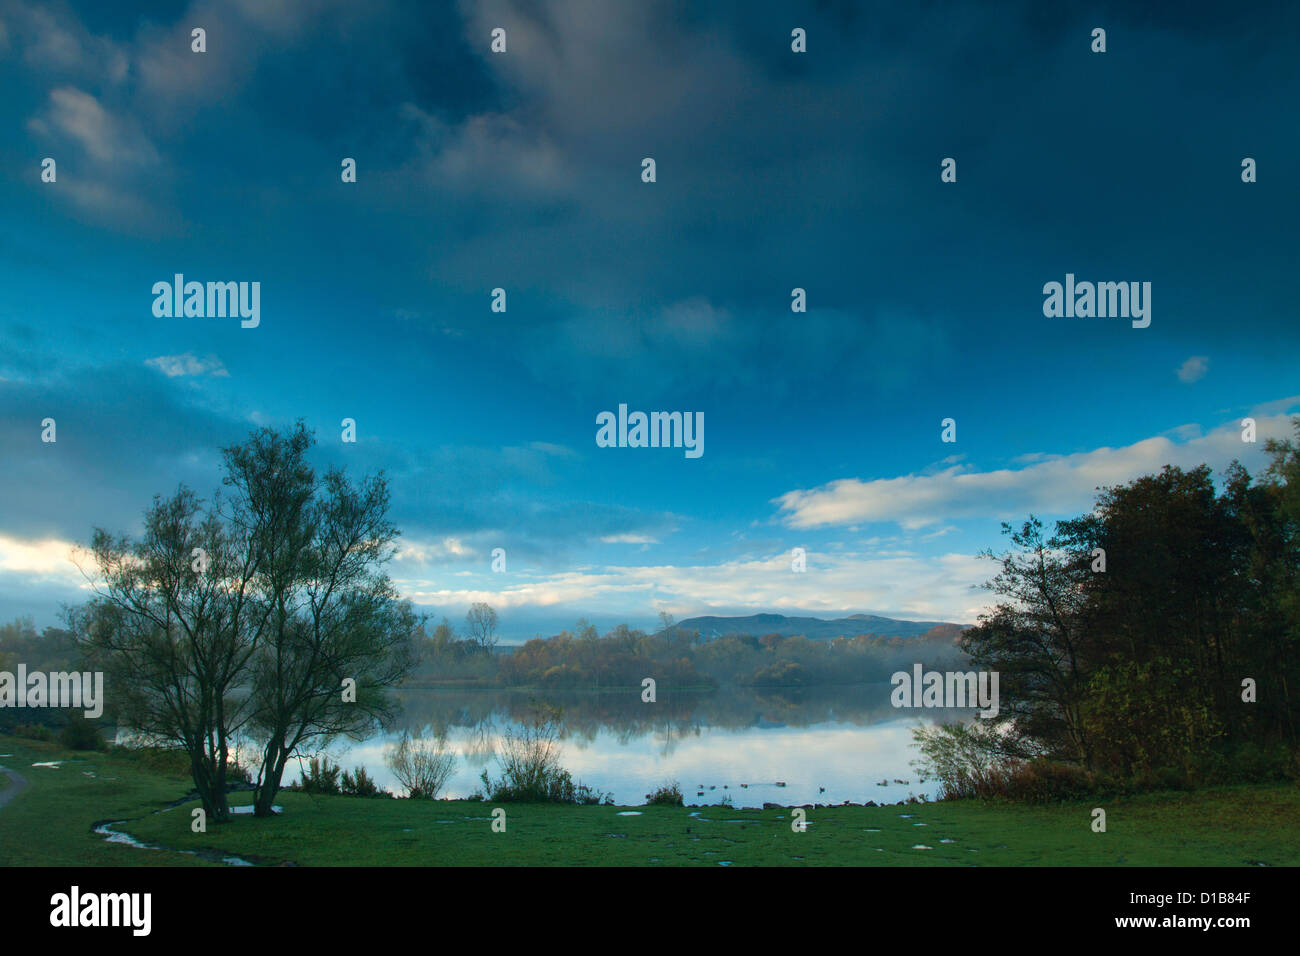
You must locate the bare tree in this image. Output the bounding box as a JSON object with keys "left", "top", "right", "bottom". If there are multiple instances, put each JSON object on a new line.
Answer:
{"left": 465, "top": 602, "right": 499, "bottom": 652}
{"left": 960, "top": 517, "right": 1093, "bottom": 765}
{"left": 385, "top": 728, "right": 457, "bottom": 798}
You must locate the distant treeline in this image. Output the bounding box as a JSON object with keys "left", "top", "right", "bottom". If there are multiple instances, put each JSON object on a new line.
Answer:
{"left": 409, "top": 615, "right": 969, "bottom": 689}
{"left": 0, "top": 621, "right": 81, "bottom": 734}
{"left": 391, "top": 684, "right": 974, "bottom": 745}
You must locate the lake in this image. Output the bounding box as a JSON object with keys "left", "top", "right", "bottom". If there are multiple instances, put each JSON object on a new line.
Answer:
{"left": 261, "top": 684, "right": 975, "bottom": 807}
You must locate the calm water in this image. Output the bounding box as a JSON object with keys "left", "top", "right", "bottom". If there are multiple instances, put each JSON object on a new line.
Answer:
{"left": 263, "top": 685, "right": 974, "bottom": 807}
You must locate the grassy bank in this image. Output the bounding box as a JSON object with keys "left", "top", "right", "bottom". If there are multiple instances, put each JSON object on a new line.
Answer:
{"left": 2, "top": 735, "right": 1297, "bottom": 867}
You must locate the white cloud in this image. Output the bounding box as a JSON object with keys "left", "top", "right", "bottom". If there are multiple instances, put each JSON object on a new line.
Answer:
{"left": 1247, "top": 395, "right": 1300, "bottom": 417}
{"left": 37, "top": 87, "right": 159, "bottom": 166}
{"left": 395, "top": 537, "right": 477, "bottom": 566}
{"left": 1, "top": 529, "right": 990, "bottom": 628}
{"left": 523, "top": 441, "right": 578, "bottom": 458}
{"left": 455, "top": 0, "right": 753, "bottom": 142}
{"left": 774, "top": 404, "right": 1300, "bottom": 530}
{"left": 1177, "top": 355, "right": 1209, "bottom": 383}
{"left": 397, "top": 548, "right": 992, "bottom": 625}
{"left": 400, "top": 104, "right": 574, "bottom": 198}
{"left": 0, "top": 535, "right": 82, "bottom": 576}
{"left": 145, "top": 353, "right": 229, "bottom": 378}
{"left": 4, "top": 2, "right": 127, "bottom": 79}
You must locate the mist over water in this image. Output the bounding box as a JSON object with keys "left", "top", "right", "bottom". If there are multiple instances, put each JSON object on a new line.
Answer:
{"left": 263, "top": 685, "right": 971, "bottom": 807}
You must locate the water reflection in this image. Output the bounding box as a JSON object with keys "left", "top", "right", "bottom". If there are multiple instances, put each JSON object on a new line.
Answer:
{"left": 277, "top": 684, "right": 973, "bottom": 808}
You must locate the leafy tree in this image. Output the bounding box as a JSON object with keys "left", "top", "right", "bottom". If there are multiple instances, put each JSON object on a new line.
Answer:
{"left": 72, "top": 484, "right": 268, "bottom": 821}
{"left": 1074, "top": 461, "right": 1297, "bottom": 749}
{"left": 1079, "top": 657, "right": 1223, "bottom": 784}
{"left": 946, "top": 436, "right": 1300, "bottom": 791}
{"left": 73, "top": 422, "right": 417, "bottom": 821}
{"left": 959, "top": 517, "right": 1094, "bottom": 766}
{"left": 243, "top": 425, "right": 417, "bottom": 817}
{"left": 1259, "top": 419, "right": 1300, "bottom": 744}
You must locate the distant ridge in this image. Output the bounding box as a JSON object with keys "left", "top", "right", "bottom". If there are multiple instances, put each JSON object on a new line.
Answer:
{"left": 676, "top": 612, "right": 964, "bottom": 642}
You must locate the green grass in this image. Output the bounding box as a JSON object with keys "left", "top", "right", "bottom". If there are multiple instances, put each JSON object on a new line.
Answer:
{"left": 2, "top": 733, "right": 1297, "bottom": 866}
{"left": 0, "top": 736, "right": 214, "bottom": 866}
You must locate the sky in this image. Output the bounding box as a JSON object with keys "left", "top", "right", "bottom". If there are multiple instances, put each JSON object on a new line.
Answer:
{"left": 1, "top": 0, "right": 1297, "bottom": 641}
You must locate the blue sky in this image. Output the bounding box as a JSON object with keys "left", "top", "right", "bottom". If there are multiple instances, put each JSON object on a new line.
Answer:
{"left": 1, "top": 0, "right": 1297, "bottom": 640}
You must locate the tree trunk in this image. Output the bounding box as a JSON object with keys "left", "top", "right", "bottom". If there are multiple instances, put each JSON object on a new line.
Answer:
{"left": 191, "top": 751, "right": 230, "bottom": 822}
{"left": 254, "top": 738, "right": 287, "bottom": 817}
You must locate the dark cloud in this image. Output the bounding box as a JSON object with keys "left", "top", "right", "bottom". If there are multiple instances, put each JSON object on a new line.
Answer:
{"left": 0, "top": 362, "right": 243, "bottom": 538}
{"left": 2, "top": 0, "right": 1297, "bottom": 627}
{"left": 0, "top": 359, "right": 675, "bottom": 563}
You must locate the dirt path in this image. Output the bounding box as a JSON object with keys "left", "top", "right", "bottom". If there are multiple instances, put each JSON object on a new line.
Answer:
{"left": 0, "top": 767, "right": 30, "bottom": 810}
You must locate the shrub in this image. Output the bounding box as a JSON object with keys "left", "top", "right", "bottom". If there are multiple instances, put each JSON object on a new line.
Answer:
{"left": 911, "top": 720, "right": 1016, "bottom": 800}
{"left": 385, "top": 730, "right": 456, "bottom": 799}
{"left": 341, "top": 765, "right": 382, "bottom": 797}
{"left": 1210, "top": 740, "right": 1297, "bottom": 784}
{"left": 1080, "top": 658, "right": 1224, "bottom": 787}
{"left": 645, "top": 781, "right": 684, "bottom": 806}
{"left": 997, "top": 758, "right": 1096, "bottom": 803}
{"left": 11, "top": 723, "right": 54, "bottom": 742}
{"left": 58, "top": 715, "right": 106, "bottom": 751}
{"left": 479, "top": 703, "right": 612, "bottom": 805}
{"left": 300, "top": 756, "right": 342, "bottom": 795}
{"left": 911, "top": 721, "right": 1099, "bottom": 802}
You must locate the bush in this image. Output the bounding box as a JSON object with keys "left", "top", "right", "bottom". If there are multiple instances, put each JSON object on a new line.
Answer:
{"left": 341, "top": 765, "right": 382, "bottom": 798}
{"left": 11, "top": 723, "right": 55, "bottom": 742}
{"left": 480, "top": 767, "right": 610, "bottom": 805}
{"left": 300, "top": 756, "right": 342, "bottom": 795}
{"left": 58, "top": 715, "right": 106, "bottom": 751}
{"left": 1208, "top": 740, "right": 1297, "bottom": 785}
{"left": 479, "top": 703, "right": 611, "bottom": 805}
{"left": 911, "top": 721, "right": 1098, "bottom": 802}
{"left": 1080, "top": 658, "right": 1224, "bottom": 787}
{"left": 645, "top": 781, "right": 684, "bottom": 806}
{"left": 911, "top": 720, "right": 1016, "bottom": 800}
{"left": 385, "top": 730, "right": 456, "bottom": 799}
{"left": 996, "top": 758, "right": 1096, "bottom": 803}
